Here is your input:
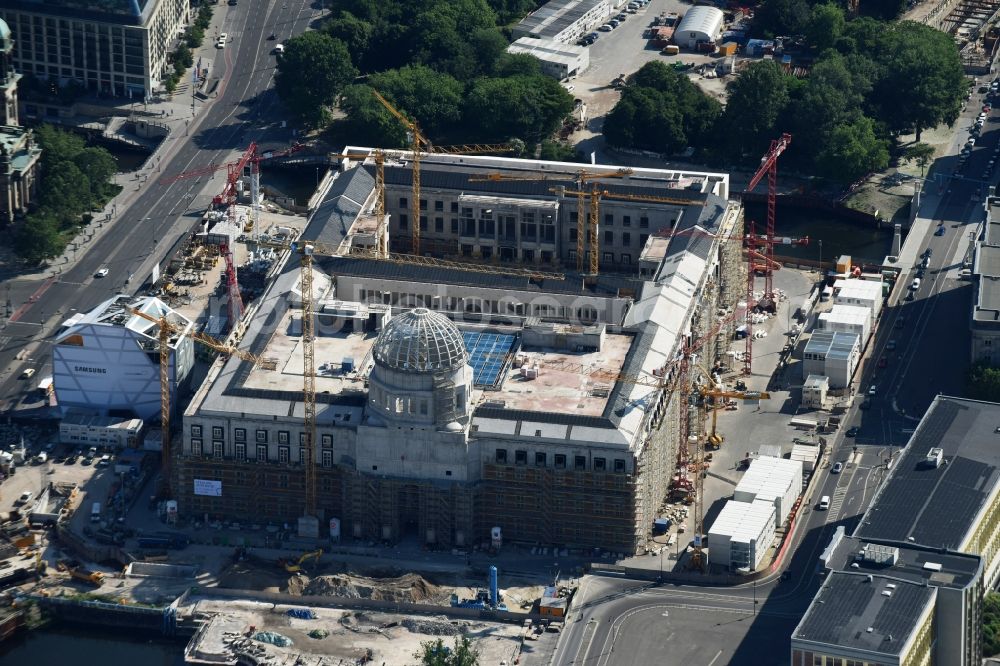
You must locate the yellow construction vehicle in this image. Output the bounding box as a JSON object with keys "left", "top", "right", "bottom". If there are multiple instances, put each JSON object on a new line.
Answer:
{"left": 700, "top": 388, "right": 771, "bottom": 449}
{"left": 281, "top": 549, "right": 323, "bottom": 574}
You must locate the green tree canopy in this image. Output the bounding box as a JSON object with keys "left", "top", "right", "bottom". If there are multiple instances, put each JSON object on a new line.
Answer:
{"left": 814, "top": 114, "right": 889, "bottom": 182}
{"left": 368, "top": 66, "right": 464, "bottom": 136}
{"left": 805, "top": 4, "right": 845, "bottom": 52}
{"left": 74, "top": 147, "right": 118, "bottom": 198}
{"left": 871, "top": 21, "right": 966, "bottom": 140}
{"left": 753, "top": 0, "right": 811, "bottom": 37}
{"left": 902, "top": 142, "right": 935, "bottom": 175}
{"left": 605, "top": 63, "right": 721, "bottom": 155}
{"left": 716, "top": 60, "right": 791, "bottom": 157}
{"left": 275, "top": 32, "right": 358, "bottom": 127}
{"left": 340, "top": 84, "right": 409, "bottom": 147}
{"left": 463, "top": 74, "right": 573, "bottom": 142}
{"left": 968, "top": 363, "right": 1000, "bottom": 402}
{"left": 984, "top": 592, "right": 1000, "bottom": 656}
{"left": 416, "top": 635, "right": 479, "bottom": 666}
{"left": 13, "top": 212, "right": 64, "bottom": 265}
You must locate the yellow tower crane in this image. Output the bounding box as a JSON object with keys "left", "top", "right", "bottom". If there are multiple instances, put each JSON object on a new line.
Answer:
{"left": 469, "top": 169, "right": 634, "bottom": 272}
{"left": 126, "top": 307, "right": 265, "bottom": 497}
{"left": 251, "top": 237, "right": 565, "bottom": 518}
{"left": 371, "top": 90, "right": 513, "bottom": 257}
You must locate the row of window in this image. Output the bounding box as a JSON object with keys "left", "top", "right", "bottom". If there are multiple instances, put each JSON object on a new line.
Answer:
{"left": 190, "top": 440, "right": 336, "bottom": 467}
{"left": 356, "top": 289, "right": 602, "bottom": 321}
{"left": 495, "top": 449, "right": 627, "bottom": 472}
{"left": 190, "top": 425, "right": 335, "bottom": 447}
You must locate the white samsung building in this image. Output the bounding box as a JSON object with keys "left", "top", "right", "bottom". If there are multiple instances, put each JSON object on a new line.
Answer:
{"left": 733, "top": 455, "right": 803, "bottom": 528}
{"left": 52, "top": 295, "right": 195, "bottom": 421}
{"left": 707, "top": 499, "right": 776, "bottom": 571}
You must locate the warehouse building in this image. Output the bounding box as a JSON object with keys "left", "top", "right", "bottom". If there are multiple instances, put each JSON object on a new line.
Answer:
{"left": 513, "top": 0, "right": 612, "bottom": 44}
{"left": 174, "top": 152, "right": 747, "bottom": 554}
{"left": 792, "top": 395, "right": 1000, "bottom": 666}
{"left": 801, "top": 330, "right": 860, "bottom": 389}
{"left": 971, "top": 198, "right": 1000, "bottom": 365}
{"left": 733, "top": 455, "right": 802, "bottom": 528}
{"left": 672, "top": 5, "right": 724, "bottom": 49}
{"left": 706, "top": 499, "right": 776, "bottom": 571}
{"left": 507, "top": 37, "right": 589, "bottom": 79}
{"left": 53, "top": 295, "right": 194, "bottom": 421}
{"left": 0, "top": 0, "right": 189, "bottom": 98}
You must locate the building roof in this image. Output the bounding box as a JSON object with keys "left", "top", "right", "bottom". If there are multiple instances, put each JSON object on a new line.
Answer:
{"left": 792, "top": 572, "right": 935, "bottom": 657}
{"left": 735, "top": 456, "right": 801, "bottom": 502}
{"left": 803, "top": 330, "right": 859, "bottom": 360}
{"left": 804, "top": 374, "right": 829, "bottom": 388}
{"left": 0, "top": 0, "right": 156, "bottom": 26}
{"left": 373, "top": 308, "right": 468, "bottom": 374}
{"left": 508, "top": 37, "right": 586, "bottom": 66}
{"left": 819, "top": 304, "right": 870, "bottom": 327}
{"left": 833, "top": 278, "right": 883, "bottom": 300}
{"left": 675, "top": 5, "right": 725, "bottom": 38}
{"left": 300, "top": 165, "right": 374, "bottom": 249}
{"left": 61, "top": 411, "right": 143, "bottom": 430}
{"left": 514, "top": 0, "right": 605, "bottom": 39}
{"left": 708, "top": 499, "right": 775, "bottom": 543}
{"left": 58, "top": 295, "right": 192, "bottom": 350}
{"left": 854, "top": 395, "right": 1000, "bottom": 550}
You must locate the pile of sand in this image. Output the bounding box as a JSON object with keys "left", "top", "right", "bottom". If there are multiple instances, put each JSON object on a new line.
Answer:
{"left": 288, "top": 573, "right": 445, "bottom": 604}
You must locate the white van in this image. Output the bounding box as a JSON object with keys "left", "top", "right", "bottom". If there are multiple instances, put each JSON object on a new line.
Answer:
{"left": 818, "top": 495, "right": 830, "bottom": 510}
{"left": 91, "top": 502, "right": 101, "bottom": 522}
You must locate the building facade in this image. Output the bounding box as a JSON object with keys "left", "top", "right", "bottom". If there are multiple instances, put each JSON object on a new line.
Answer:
{"left": 507, "top": 37, "right": 589, "bottom": 79}
{"left": 971, "top": 200, "right": 1000, "bottom": 364}
{"left": 0, "top": 0, "right": 189, "bottom": 98}
{"left": 53, "top": 295, "right": 194, "bottom": 421}
{"left": 0, "top": 19, "right": 40, "bottom": 225}
{"left": 174, "top": 154, "right": 746, "bottom": 554}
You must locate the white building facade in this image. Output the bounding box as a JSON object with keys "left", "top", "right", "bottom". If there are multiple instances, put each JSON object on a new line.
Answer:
{"left": 733, "top": 455, "right": 802, "bottom": 528}
{"left": 707, "top": 499, "right": 776, "bottom": 571}
{"left": 673, "top": 5, "right": 724, "bottom": 49}
{"left": 53, "top": 295, "right": 194, "bottom": 421}
{"left": 507, "top": 37, "right": 589, "bottom": 79}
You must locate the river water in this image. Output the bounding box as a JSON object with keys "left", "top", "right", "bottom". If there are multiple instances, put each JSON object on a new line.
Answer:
{"left": 0, "top": 625, "right": 185, "bottom": 665}
{"left": 740, "top": 202, "right": 895, "bottom": 265}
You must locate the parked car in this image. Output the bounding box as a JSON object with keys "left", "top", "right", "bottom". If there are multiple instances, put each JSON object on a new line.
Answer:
{"left": 598, "top": 24, "right": 613, "bottom": 31}
{"left": 14, "top": 491, "right": 32, "bottom": 506}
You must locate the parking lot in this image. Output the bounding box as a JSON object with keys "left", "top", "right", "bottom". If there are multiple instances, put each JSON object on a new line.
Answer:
{"left": 568, "top": 0, "right": 736, "bottom": 150}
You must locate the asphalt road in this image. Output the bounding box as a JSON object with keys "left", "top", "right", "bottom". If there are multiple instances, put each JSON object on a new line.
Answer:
{"left": 0, "top": 0, "right": 318, "bottom": 410}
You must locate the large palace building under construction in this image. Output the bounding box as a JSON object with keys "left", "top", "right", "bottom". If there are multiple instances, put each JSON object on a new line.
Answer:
{"left": 174, "top": 150, "right": 745, "bottom": 553}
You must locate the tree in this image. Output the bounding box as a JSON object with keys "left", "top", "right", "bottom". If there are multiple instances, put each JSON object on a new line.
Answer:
{"left": 463, "top": 74, "right": 573, "bottom": 142}
{"left": 716, "top": 61, "right": 790, "bottom": 157}
{"left": 13, "top": 212, "right": 63, "bottom": 265}
{"left": 368, "top": 66, "right": 464, "bottom": 136}
{"left": 323, "top": 11, "right": 374, "bottom": 58}
{"left": 73, "top": 147, "right": 119, "bottom": 198}
{"left": 275, "top": 32, "right": 358, "bottom": 127}
{"left": 968, "top": 363, "right": 1000, "bottom": 402}
{"left": 753, "top": 0, "right": 811, "bottom": 37}
{"left": 40, "top": 162, "right": 93, "bottom": 222}
{"left": 872, "top": 22, "right": 966, "bottom": 140}
{"left": 340, "top": 84, "right": 409, "bottom": 147}
{"left": 814, "top": 114, "right": 889, "bottom": 183}
{"left": 903, "top": 142, "right": 935, "bottom": 176}
{"left": 984, "top": 592, "right": 1000, "bottom": 656}
{"left": 805, "top": 4, "right": 845, "bottom": 52}
{"left": 34, "top": 124, "right": 86, "bottom": 168}
{"left": 416, "top": 635, "right": 479, "bottom": 666}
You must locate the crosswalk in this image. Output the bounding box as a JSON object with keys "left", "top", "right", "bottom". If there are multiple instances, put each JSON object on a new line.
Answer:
{"left": 829, "top": 486, "right": 848, "bottom": 517}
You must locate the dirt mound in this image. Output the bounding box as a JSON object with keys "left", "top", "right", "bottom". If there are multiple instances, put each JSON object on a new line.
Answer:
{"left": 291, "top": 573, "right": 444, "bottom": 604}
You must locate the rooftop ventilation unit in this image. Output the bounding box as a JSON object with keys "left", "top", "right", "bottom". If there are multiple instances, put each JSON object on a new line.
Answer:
{"left": 922, "top": 561, "right": 943, "bottom": 572}
{"left": 862, "top": 543, "right": 899, "bottom": 566}
{"left": 925, "top": 447, "right": 944, "bottom": 468}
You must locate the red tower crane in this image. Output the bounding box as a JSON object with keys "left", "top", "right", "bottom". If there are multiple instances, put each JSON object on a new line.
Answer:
{"left": 742, "top": 133, "right": 792, "bottom": 376}
{"left": 219, "top": 243, "right": 243, "bottom": 328}
{"left": 160, "top": 142, "right": 306, "bottom": 237}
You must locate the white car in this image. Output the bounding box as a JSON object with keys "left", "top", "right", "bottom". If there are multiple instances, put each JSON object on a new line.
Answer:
{"left": 274, "top": 43, "right": 285, "bottom": 54}
{"left": 94, "top": 268, "right": 109, "bottom": 278}
{"left": 598, "top": 24, "right": 613, "bottom": 31}
{"left": 14, "top": 491, "right": 33, "bottom": 506}
{"left": 216, "top": 39, "right": 226, "bottom": 49}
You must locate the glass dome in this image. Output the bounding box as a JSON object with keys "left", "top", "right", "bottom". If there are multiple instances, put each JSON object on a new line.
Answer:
{"left": 372, "top": 308, "right": 468, "bottom": 373}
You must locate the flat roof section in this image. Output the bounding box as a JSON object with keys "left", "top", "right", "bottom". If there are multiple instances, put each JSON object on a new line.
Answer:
{"left": 493, "top": 333, "right": 634, "bottom": 417}
{"left": 854, "top": 396, "right": 1000, "bottom": 550}
{"left": 241, "top": 308, "right": 378, "bottom": 398}
{"left": 792, "top": 572, "right": 935, "bottom": 657}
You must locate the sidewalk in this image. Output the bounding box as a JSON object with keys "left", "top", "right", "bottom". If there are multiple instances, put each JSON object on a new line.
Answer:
{"left": 33, "top": 4, "right": 236, "bottom": 281}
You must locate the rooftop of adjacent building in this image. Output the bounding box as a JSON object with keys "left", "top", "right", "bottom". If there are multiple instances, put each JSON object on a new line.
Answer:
{"left": 803, "top": 329, "right": 860, "bottom": 360}
{"left": 974, "top": 203, "right": 1000, "bottom": 325}
{"left": 0, "top": 0, "right": 158, "bottom": 27}
{"left": 0, "top": 125, "right": 41, "bottom": 172}
{"left": 793, "top": 571, "right": 936, "bottom": 657}
{"left": 853, "top": 395, "right": 1000, "bottom": 550}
